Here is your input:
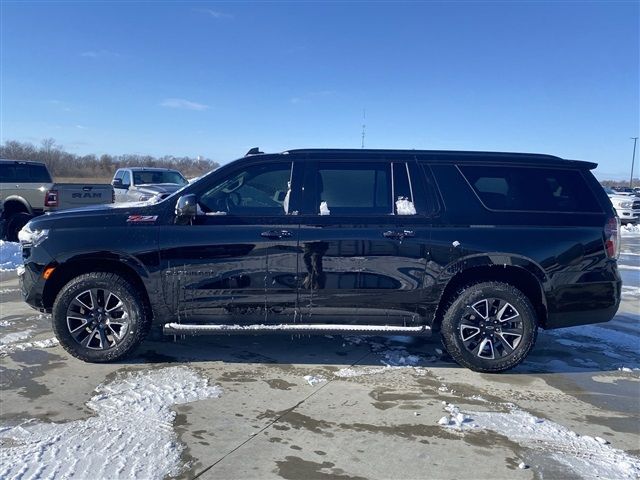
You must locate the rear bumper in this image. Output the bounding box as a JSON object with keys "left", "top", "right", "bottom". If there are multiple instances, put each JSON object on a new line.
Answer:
{"left": 545, "top": 277, "right": 621, "bottom": 329}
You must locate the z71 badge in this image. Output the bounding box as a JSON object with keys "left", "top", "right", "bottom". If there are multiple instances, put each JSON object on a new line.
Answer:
{"left": 127, "top": 215, "right": 158, "bottom": 223}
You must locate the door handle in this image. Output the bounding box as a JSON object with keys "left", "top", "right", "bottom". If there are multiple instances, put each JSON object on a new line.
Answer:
{"left": 383, "top": 230, "right": 415, "bottom": 239}
{"left": 261, "top": 229, "right": 293, "bottom": 239}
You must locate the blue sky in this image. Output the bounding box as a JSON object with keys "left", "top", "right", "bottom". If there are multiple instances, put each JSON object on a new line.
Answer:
{"left": 1, "top": 1, "right": 638, "bottom": 178}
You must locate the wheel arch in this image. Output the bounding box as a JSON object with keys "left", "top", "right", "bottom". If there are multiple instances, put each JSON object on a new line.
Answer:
{"left": 3, "top": 196, "right": 33, "bottom": 217}
{"left": 42, "top": 255, "right": 153, "bottom": 318}
{"left": 432, "top": 257, "right": 548, "bottom": 332}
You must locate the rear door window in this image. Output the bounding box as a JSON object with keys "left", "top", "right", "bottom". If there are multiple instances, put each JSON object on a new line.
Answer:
{"left": 459, "top": 165, "right": 602, "bottom": 213}
{"left": 28, "top": 164, "right": 52, "bottom": 182}
{"left": 304, "top": 162, "right": 392, "bottom": 215}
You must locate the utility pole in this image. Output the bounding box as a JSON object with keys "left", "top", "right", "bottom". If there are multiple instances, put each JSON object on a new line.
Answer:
{"left": 361, "top": 109, "right": 366, "bottom": 149}
{"left": 631, "top": 136, "right": 638, "bottom": 188}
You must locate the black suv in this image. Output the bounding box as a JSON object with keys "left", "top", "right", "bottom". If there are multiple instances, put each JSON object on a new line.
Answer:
{"left": 19, "top": 149, "right": 621, "bottom": 372}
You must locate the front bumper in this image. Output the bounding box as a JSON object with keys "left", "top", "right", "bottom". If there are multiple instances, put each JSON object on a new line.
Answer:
{"left": 18, "top": 243, "right": 54, "bottom": 312}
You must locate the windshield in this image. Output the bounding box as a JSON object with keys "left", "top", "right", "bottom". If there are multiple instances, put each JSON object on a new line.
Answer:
{"left": 133, "top": 170, "right": 187, "bottom": 186}
{"left": 603, "top": 187, "right": 616, "bottom": 194}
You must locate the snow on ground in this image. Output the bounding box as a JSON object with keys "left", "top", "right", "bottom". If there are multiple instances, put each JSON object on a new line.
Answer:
{"left": 0, "top": 329, "right": 33, "bottom": 345}
{"left": 547, "top": 322, "right": 640, "bottom": 367}
{"left": 303, "top": 374, "right": 327, "bottom": 386}
{"left": 0, "top": 241, "right": 22, "bottom": 271}
{"left": 0, "top": 366, "right": 223, "bottom": 480}
{"left": 0, "top": 337, "right": 60, "bottom": 356}
{"left": 438, "top": 403, "right": 640, "bottom": 480}
{"left": 621, "top": 223, "right": 640, "bottom": 235}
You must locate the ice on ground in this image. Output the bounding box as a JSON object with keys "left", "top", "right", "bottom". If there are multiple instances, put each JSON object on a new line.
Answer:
{"left": 438, "top": 403, "right": 640, "bottom": 479}
{"left": 303, "top": 374, "right": 327, "bottom": 386}
{"left": 0, "top": 329, "right": 33, "bottom": 345}
{"left": 0, "top": 241, "right": 22, "bottom": 271}
{"left": 396, "top": 197, "right": 416, "bottom": 215}
{"left": 548, "top": 323, "right": 640, "bottom": 360}
{"left": 0, "top": 366, "right": 223, "bottom": 480}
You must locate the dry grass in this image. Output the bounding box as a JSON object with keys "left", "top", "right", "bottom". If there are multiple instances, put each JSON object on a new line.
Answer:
{"left": 54, "top": 176, "right": 113, "bottom": 184}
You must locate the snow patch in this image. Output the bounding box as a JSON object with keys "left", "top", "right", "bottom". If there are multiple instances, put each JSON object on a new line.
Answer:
{"left": 438, "top": 403, "right": 640, "bottom": 479}
{"left": 395, "top": 197, "right": 416, "bottom": 215}
{"left": 0, "top": 241, "right": 22, "bottom": 272}
{"left": 319, "top": 201, "right": 331, "bottom": 216}
{"left": 0, "top": 366, "right": 223, "bottom": 479}
{"left": 0, "top": 329, "right": 33, "bottom": 345}
{"left": 303, "top": 374, "right": 327, "bottom": 386}
{"left": 621, "top": 224, "right": 640, "bottom": 235}
{"left": 0, "top": 337, "right": 60, "bottom": 356}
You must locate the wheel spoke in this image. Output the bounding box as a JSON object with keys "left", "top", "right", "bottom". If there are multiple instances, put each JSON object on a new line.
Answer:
{"left": 460, "top": 324, "right": 481, "bottom": 342}
{"left": 471, "top": 299, "right": 489, "bottom": 320}
{"left": 498, "top": 332, "right": 522, "bottom": 349}
{"left": 74, "top": 291, "right": 94, "bottom": 311}
{"left": 67, "top": 315, "right": 90, "bottom": 335}
{"left": 476, "top": 338, "right": 495, "bottom": 359}
{"left": 497, "top": 302, "right": 519, "bottom": 322}
{"left": 81, "top": 328, "right": 99, "bottom": 348}
{"left": 98, "top": 328, "right": 111, "bottom": 349}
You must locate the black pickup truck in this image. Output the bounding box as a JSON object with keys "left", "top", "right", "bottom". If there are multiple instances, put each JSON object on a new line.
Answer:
{"left": 18, "top": 148, "right": 621, "bottom": 372}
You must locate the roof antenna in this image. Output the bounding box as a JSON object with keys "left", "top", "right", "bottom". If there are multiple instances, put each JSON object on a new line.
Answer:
{"left": 361, "top": 108, "right": 366, "bottom": 149}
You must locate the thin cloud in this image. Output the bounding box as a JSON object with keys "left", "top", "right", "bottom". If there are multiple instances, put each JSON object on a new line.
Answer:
{"left": 160, "top": 98, "right": 210, "bottom": 111}
{"left": 75, "top": 125, "right": 88, "bottom": 130}
{"left": 196, "top": 8, "right": 233, "bottom": 19}
{"left": 80, "top": 50, "right": 121, "bottom": 58}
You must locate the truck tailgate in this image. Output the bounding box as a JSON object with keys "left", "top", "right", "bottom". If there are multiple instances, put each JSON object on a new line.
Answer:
{"left": 46, "top": 183, "right": 114, "bottom": 211}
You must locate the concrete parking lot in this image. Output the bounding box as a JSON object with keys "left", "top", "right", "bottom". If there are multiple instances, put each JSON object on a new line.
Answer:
{"left": 1, "top": 246, "right": 639, "bottom": 479}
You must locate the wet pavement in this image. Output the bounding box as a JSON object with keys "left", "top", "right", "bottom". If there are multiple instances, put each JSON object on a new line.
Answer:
{"left": 0, "top": 238, "right": 638, "bottom": 479}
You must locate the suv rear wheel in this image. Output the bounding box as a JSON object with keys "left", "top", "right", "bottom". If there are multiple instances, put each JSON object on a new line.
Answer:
{"left": 440, "top": 281, "right": 538, "bottom": 373}
{"left": 52, "top": 272, "right": 150, "bottom": 362}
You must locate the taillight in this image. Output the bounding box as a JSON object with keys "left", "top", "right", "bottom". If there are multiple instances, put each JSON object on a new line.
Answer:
{"left": 45, "top": 189, "right": 58, "bottom": 208}
{"left": 604, "top": 216, "right": 621, "bottom": 259}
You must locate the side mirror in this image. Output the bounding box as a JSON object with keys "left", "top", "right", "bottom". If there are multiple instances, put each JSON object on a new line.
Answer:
{"left": 175, "top": 194, "right": 197, "bottom": 224}
{"left": 112, "top": 178, "right": 123, "bottom": 188}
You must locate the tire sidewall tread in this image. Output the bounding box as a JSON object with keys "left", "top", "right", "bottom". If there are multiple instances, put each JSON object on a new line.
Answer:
{"left": 440, "top": 281, "right": 538, "bottom": 373}
{"left": 52, "top": 272, "right": 150, "bottom": 363}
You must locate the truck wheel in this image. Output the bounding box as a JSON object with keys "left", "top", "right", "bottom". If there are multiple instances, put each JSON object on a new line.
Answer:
{"left": 52, "top": 272, "right": 151, "bottom": 362}
{"left": 6, "top": 212, "right": 32, "bottom": 241}
{"left": 440, "top": 282, "right": 537, "bottom": 373}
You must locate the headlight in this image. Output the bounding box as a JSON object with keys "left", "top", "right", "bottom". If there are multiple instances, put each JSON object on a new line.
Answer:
{"left": 620, "top": 202, "right": 633, "bottom": 208}
{"left": 17, "top": 224, "right": 49, "bottom": 247}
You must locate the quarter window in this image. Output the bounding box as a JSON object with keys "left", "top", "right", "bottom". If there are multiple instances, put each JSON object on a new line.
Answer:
{"left": 459, "top": 165, "right": 602, "bottom": 213}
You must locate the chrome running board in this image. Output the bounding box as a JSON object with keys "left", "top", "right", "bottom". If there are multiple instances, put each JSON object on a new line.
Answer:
{"left": 163, "top": 323, "right": 431, "bottom": 336}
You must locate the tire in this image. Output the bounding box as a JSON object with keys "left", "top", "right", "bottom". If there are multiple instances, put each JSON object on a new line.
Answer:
{"left": 6, "top": 212, "right": 32, "bottom": 241}
{"left": 52, "top": 272, "right": 151, "bottom": 362}
{"left": 440, "top": 281, "right": 538, "bottom": 373}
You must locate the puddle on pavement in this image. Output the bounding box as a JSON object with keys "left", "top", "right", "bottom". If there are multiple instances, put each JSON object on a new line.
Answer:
{"left": 275, "top": 456, "right": 367, "bottom": 480}
{"left": 264, "top": 379, "right": 297, "bottom": 390}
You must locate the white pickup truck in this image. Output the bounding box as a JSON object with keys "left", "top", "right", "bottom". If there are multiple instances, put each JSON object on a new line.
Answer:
{"left": 0, "top": 159, "right": 114, "bottom": 240}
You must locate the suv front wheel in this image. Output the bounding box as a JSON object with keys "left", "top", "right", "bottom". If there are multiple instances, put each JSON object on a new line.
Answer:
{"left": 52, "top": 272, "right": 150, "bottom": 362}
{"left": 440, "top": 281, "right": 538, "bottom": 373}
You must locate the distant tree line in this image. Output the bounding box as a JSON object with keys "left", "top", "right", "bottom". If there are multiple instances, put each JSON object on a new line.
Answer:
{"left": 0, "top": 139, "right": 220, "bottom": 179}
